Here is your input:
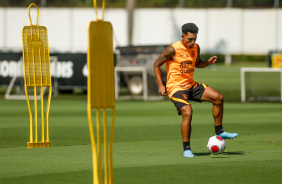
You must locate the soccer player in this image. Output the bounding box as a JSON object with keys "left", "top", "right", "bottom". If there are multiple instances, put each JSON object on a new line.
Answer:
{"left": 153, "top": 23, "right": 238, "bottom": 158}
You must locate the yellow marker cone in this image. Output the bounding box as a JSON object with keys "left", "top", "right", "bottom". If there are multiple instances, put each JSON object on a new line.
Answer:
{"left": 22, "top": 3, "right": 52, "bottom": 148}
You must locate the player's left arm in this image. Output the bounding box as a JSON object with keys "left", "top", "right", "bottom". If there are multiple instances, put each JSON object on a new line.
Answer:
{"left": 195, "top": 44, "right": 217, "bottom": 68}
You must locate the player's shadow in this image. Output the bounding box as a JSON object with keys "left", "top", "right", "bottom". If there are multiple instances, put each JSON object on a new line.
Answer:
{"left": 194, "top": 151, "right": 245, "bottom": 157}
{"left": 222, "top": 151, "right": 245, "bottom": 155}
{"left": 193, "top": 152, "right": 211, "bottom": 156}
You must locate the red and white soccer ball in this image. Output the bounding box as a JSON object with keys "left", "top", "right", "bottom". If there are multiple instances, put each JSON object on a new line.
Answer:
{"left": 207, "top": 136, "right": 226, "bottom": 154}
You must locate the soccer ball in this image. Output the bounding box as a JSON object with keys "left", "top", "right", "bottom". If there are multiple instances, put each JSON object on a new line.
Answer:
{"left": 207, "top": 136, "right": 226, "bottom": 154}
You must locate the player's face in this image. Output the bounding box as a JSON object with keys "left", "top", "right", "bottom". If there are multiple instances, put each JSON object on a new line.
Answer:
{"left": 182, "top": 32, "right": 197, "bottom": 49}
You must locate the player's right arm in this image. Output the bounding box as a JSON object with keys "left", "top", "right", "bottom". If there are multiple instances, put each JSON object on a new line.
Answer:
{"left": 153, "top": 45, "right": 175, "bottom": 96}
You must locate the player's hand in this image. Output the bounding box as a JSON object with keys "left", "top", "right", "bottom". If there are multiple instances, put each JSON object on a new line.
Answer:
{"left": 208, "top": 56, "right": 217, "bottom": 65}
{"left": 158, "top": 85, "right": 167, "bottom": 96}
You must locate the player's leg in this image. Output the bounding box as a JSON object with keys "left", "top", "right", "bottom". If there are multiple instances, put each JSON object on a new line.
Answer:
{"left": 200, "top": 86, "right": 223, "bottom": 126}
{"left": 180, "top": 104, "right": 192, "bottom": 143}
{"left": 171, "top": 90, "right": 194, "bottom": 157}
{"left": 181, "top": 104, "right": 194, "bottom": 157}
{"left": 201, "top": 86, "right": 238, "bottom": 139}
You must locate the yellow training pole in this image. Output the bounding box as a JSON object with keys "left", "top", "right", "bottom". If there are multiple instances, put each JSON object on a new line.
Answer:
{"left": 103, "top": 108, "right": 109, "bottom": 184}
{"left": 22, "top": 3, "right": 52, "bottom": 148}
{"left": 87, "top": 102, "right": 99, "bottom": 184}
{"left": 46, "top": 87, "right": 52, "bottom": 142}
{"left": 87, "top": 0, "right": 116, "bottom": 183}
{"left": 96, "top": 109, "right": 102, "bottom": 184}
{"left": 109, "top": 107, "right": 115, "bottom": 184}
{"left": 39, "top": 43, "right": 45, "bottom": 143}
{"left": 25, "top": 85, "right": 33, "bottom": 143}
{"left": 34, "top": 86, "right": 38, "bottom": 143}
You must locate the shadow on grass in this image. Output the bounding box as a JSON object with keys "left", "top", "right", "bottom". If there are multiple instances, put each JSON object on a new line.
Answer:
{"left": 223, "top": 151, "right": 245, "bottom": 155}
{"left": 193, "top": 152, "right": 210, "bottom": 156}
{"left": 194, "top": 151, "right": 245, "bottom": 157}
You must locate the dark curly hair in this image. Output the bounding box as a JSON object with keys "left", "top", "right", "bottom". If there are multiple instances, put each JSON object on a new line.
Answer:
{"left": 182, "top": 23, "right": 199, "bottom": 34}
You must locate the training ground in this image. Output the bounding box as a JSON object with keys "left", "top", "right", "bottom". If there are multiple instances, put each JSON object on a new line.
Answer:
{"left": 1, "top": 64, "right": 282, "bottom": 184}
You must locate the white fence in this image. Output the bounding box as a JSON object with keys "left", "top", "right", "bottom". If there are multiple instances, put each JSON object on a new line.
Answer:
{"left": 0, "top": 7, "right": 281, "bottom": 54}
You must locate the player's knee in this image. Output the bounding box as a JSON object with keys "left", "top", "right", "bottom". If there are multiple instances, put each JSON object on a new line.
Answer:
{"left": 214, "top": 94, "right": 224, "bottom": 105}
{"left": 181, "top": 106, "right": 193, "bottom": 119}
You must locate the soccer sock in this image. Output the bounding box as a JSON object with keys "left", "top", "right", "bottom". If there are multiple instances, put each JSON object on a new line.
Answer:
{"left": 183, "top": 142, "right": 191, "bottom": 151}
{"left": 215, "top": 125, "right": 224, "bottom": 135}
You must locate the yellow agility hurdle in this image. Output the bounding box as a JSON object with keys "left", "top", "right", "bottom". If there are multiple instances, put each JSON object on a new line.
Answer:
{"left": 22, "top": 3, "right": 52, "bottom": 148}
{"left": 87, "top": 0, "right": 116, "bottom": 184}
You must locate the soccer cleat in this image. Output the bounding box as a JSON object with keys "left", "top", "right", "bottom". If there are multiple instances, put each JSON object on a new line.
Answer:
{"left": 183, "top": 150, "right": 194, "bottom": 157}
{"left": 216, "top": 132, "right": 238, "bottom": 139}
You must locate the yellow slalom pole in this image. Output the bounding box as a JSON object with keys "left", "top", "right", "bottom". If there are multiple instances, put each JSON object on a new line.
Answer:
{"left": 31, "top": 41, "right": 38, "bottom": 143}
{"left": 34, "top": 86, "right": 38, "bottom": 143}
{"left": 88, "top": 104, "right": 99, "bottom": 184}
{"left": 96, "top": 108, "right": 102, "bottom": 184}
{"left": 23, "top": 24, "right": 33, "bottom": 145}
{"left": 46, "top": 87, "right": 52, "bottom": 142}
{"left": 39, "top": 46, "right": 45, "bottom": 143}
{"left": 109, "top": 107, "right": 115, "bottom": 184}
{"left": 103, "top": 108, "right": 109, "bottom": 184}
{"left": 25, "top": 86, "right": 33, "bottom": 143}
{"left": 41, "top": 86, "right": 44, "bottom": 142}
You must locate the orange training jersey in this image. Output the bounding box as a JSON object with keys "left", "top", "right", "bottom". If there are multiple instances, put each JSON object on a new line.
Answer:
{"left": 166, "top": 41, "right": 198, "bottom": 98}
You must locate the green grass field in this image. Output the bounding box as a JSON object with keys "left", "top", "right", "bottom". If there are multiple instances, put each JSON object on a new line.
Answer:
{"left": 1, "top": 64, "right": 282, "bottom": 184}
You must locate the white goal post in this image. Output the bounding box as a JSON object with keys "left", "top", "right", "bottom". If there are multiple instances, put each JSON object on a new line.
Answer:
{"left": 240, "top": 67, "right": 282, "bottom": 102}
